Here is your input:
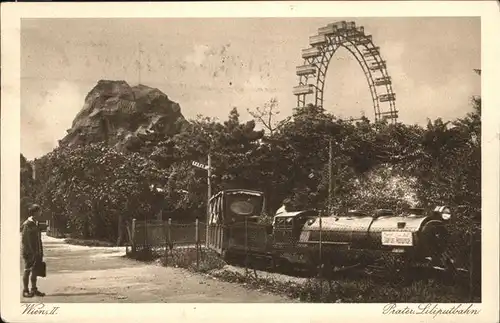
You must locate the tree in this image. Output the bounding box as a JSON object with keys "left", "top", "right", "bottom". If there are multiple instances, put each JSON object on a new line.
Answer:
{"left": 247, "top": 97, "right": 290, "bottom": 135}
{"left": 33, "top": 143, "right": 170, "bottom": 244}
{"left": 168, "top": 108, "right": 265, "bottom": 217}
{"left": 20, "top": 154, "right": 35, "bottom": 220}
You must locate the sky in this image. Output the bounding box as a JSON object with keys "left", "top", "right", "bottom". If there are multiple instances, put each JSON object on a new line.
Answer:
{"left": 21, "top": 17, "right": 481, "bottom": 160}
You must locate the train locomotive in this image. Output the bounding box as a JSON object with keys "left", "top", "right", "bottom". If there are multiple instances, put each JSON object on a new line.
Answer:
{"left": 206, "top": 189, "right": 458, "bottom": 279}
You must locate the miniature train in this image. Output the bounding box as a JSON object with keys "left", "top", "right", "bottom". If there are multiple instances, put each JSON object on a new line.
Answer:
{"left": 206, "top": 189, "right": 458, "bottom": 279}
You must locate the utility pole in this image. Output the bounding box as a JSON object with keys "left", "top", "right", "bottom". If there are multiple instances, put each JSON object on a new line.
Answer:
{"left": 319, "top": 137, "right": 332, "bottom": 297}
{"left": 328, "top": 137, "right": 333, "bottom": 213}
{"left": 32, "top": 160, "right": 36, "bottom": 181}
{"left": 137, "top": 42, "right": 142, "bottom": 85}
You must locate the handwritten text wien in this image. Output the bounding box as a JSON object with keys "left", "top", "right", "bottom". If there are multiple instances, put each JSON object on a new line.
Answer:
{"left": 22, "top": 303, "right": 60, "bottom": 315}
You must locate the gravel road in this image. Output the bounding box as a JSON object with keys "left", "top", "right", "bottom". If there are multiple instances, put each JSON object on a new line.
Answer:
{"left": 20, "top": 233, "right": 292, "bottom": 303}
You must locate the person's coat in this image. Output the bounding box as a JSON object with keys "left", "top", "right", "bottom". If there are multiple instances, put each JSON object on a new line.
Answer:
{"left": 21, "top": 217, "right": 43, "bottom": 259}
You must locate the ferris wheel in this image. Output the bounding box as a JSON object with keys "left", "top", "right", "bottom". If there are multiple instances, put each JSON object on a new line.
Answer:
{"left": 293, "top": 21, "right": 398, "bottom": 123}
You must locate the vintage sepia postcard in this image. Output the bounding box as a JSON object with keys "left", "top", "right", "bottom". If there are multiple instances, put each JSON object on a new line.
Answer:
{"left": 1, "top": 1, "right": 499, "bottom": 323}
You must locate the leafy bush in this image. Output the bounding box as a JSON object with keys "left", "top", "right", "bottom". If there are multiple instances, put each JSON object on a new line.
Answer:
{"left": 131, "top": 247, "right": 157, "bottom": 262}
{"left": 32, "top": 143, "right": 170, "bottom": 244}
{"left": 297, "top": 277, "right": 475, "bottom": 303}
{"left": 162, "top": 246, "right": 226, "bottom": 273}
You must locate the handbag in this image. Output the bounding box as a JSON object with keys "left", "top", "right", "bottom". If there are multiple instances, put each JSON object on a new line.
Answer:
{"left": 34, "top": 260, "right": 46, "bottom": 278}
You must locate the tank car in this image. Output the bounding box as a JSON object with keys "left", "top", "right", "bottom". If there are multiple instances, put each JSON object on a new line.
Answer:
{"left": 272, "top": 206, "right": 456, "bottom": 277}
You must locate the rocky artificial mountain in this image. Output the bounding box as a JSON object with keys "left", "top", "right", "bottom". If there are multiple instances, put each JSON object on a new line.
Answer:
{"left": 59, "top": 80, "right": 189, "bottom": 151}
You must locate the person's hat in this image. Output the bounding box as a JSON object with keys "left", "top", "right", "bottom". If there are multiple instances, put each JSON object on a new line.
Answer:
{"left": 28, "top": 204, "right": 41, "bottom": 213}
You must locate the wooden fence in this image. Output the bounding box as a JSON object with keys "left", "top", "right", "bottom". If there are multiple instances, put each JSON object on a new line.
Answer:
{"left": 129, "top": 218, "right": 206, "bottom": 254}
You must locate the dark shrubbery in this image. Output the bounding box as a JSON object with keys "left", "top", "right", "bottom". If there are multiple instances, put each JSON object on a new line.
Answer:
{"left": 30, "top": 143, "right": 169, "bottom": 245}
{"left": 297, "top": 277, "right": 476, "bottom": 303}
{"left": 163, "top": 247, "right": 226, "bottom": 273}
{"left": 127, "top": 245, "right": 226, "bottom": 273}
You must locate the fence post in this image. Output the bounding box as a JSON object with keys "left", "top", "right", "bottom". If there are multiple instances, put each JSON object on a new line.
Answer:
{"left": 131, "top": 218, "right": 137, "bottom": 254}
{"left": 196, "top": 218, "right": 199, "bottom": 244}
{"left": 168, "top": 218, "right": 172, "bottom": 250}
{"left": 319, "top": 214, "right": 323, "bottom": 299}
{"left": 196, "top": 218, "right": 200, "bottom": 270}
{"left": 144, "top": 216, "right": 148, "bottom": 254}
{"left": 469, "top": 229, "right": 474, "bottom": 302}
{"left": 164, "top": 218, "right": 168, "bottom": 266}
{"left": 245, "top": 216, "right": 249, "bottom": 276}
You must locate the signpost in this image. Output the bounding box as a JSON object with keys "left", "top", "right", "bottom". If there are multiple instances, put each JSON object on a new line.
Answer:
{"left": 206, "top": 154, "right": 212, "bottom": 247}
{"left": 191, "top": 155, "right": 212, "bottom": 247}
{"left": 192, "top": 161, "right": 210, "bottom": 170}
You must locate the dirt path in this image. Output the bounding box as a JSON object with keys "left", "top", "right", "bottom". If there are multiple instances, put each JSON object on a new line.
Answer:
{"left": 20, "top": 234, "right": 292, "bottom": 303}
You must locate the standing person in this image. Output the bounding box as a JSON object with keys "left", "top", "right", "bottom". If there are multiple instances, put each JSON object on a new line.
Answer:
{"left": 21, "top": 204, "right": 45, "bottom": 298}
{"left": 273, "top": 198, "right": 293, "bottom": 226}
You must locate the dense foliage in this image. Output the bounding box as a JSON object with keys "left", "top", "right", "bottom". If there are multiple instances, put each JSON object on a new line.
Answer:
{"left": 31, "top": 144, "right": 170, "bottom": 244}
{"left": 26, "top": 93, "right": 481, "bottom": 244}
{"left": 21, "top": 154, "right": 35, "bottom": 221}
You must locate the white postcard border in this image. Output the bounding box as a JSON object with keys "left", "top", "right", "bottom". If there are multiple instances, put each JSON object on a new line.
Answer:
{"left": 1, "top": 1, "right": 499, "bottom": 323}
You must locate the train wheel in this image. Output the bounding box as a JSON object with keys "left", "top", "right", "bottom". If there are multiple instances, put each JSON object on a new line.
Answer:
{"left": 379, "top": 255, "right": 409, "bottom": 285}
{"left": 270, "top": 256, "right": 280, "bottom": 272}
{"left": 318, "top": 260, "right": 333, "bottom": 279}
{"left": 439, "top": 252, "right": 460, "bottom": 285}
{"left": 221, "top": 250, "right": 239, "bottom": 265}
{"left": 391, "top": 261, "right": 412, "bottom": 285}
{"left": 277, "top": 259, "right": 294, "bottom": 274}
{"left": 221, "top": 250, "right": 229, "bottom": 262}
